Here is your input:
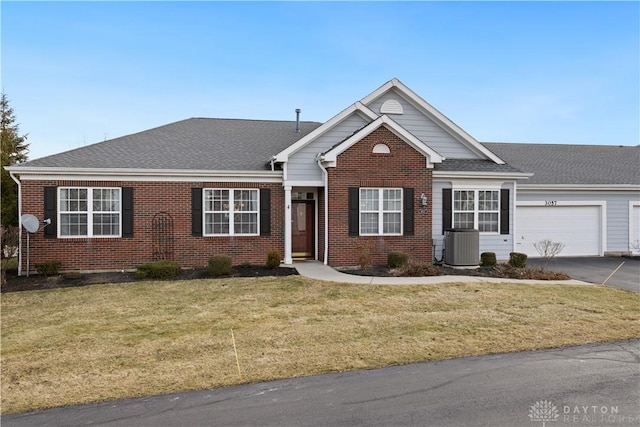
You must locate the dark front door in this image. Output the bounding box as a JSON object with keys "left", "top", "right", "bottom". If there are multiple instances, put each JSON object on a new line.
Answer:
{"left": 292, "top": 200, "right": 314, "bottom": 259}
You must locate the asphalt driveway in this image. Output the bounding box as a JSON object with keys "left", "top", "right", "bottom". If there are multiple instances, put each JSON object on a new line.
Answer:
{"left": 527, "top": 256, "right": 639, "bottom": 292}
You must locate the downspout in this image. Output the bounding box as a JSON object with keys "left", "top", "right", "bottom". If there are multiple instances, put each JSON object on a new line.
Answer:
{"left": 512, "top": 180, "right": 517, "bottom": 255}
{"left": 9, "top": 171, "right": 22, "bottom": 276}
{"left": 316, "top": 156, "right": 329, "bottom": 265}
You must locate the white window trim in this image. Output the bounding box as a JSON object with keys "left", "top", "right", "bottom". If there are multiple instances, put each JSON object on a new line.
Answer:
{"left": 453, "top": 189, "right": 500, "bottom": 234}
{"left": 203, "top": 188, "right": 260, "bottom": 236}
{"left": 359, "top": 188, "right": 403, "bottom": 236}
{"left": 58, "top": 187, "right": 122, "bottom": 238}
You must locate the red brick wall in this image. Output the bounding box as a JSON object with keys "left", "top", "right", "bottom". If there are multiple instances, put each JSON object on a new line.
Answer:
{"left": 19, "top": 180, "right": 284, "bottom": 272}
{"left": 326, "top": 126, "right": 433, "bottom": 267}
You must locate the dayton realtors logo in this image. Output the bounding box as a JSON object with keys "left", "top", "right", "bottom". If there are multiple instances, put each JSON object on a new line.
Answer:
{"left": 529, "top": 400, "right": 560, "bottom": 427}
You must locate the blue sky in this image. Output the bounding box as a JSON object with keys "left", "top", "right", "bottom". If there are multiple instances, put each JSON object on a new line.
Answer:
{"left": 2, "top": 1, "right": 638, "bottom": 160}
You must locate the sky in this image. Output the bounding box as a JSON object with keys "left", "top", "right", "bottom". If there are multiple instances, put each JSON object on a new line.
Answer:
{"left": 1, "top": 1, "right": 638, "bottom": 161}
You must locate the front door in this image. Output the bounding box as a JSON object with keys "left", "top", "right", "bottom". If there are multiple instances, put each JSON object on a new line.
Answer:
{"left": 292, "top": 200, "right": 314, "bottom": 259}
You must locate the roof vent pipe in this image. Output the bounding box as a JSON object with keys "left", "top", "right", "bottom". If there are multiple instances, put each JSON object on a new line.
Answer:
{"left": 295, "top": 108, "right": 301, "bottom": 133}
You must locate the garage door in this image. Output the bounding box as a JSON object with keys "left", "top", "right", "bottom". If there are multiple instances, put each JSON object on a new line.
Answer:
{"left": 516, "top": 205, "right": 602, "bottom": 257}
{"left": 631, "top": 204, "right": 640, "bottom": 255}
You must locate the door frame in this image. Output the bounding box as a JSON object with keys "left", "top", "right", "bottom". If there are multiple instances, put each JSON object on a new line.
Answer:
{"left": 291, "top": 199, "right": 315, "bottom": 259}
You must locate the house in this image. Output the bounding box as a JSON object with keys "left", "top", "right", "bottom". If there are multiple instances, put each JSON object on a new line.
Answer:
{"left": 6, "top": 79, "right": 640, "bottom": 274}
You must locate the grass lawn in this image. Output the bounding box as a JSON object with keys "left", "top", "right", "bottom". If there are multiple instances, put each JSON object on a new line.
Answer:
{"left": 2, "top": 277, "right": 639, "bottom": 414}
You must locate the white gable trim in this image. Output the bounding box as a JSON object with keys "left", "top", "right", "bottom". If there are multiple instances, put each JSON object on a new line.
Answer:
{"left": 273, "top": 101, "right": 378, "bottom": 162}
{"left": 320, "top": 115, "right": 443, "bottom": 168}
{"left": 361, "top": 78, "right": 506, "bottom": 165}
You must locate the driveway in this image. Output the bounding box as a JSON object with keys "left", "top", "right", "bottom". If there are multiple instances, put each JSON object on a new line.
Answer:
{"left": 527, "top": 256, "right": 639, "bottom": 292}
{"left": 3, "top": 340, "right": 639, "bottom": 427}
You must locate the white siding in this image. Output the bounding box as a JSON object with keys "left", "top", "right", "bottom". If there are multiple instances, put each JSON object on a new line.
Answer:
{"left": 433, "top": 181, "right": 515, "bottom": 261}
{"left": 366, "top": 90, "right": 482, "bottom": 159}
{"left": 287, "top": 113, "right": 369, "bottom": 182}
{"left": 517, "top": 190, "right": 640, "bottom": 254}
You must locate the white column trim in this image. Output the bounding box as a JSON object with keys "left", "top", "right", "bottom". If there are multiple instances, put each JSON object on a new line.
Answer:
{"left": 284, "top": 186, "right": 293, "bottom": 265}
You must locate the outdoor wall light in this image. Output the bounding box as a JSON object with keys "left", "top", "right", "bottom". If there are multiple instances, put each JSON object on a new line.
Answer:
{"left": 420, "top": 193, "right": 428, "bottom": 206}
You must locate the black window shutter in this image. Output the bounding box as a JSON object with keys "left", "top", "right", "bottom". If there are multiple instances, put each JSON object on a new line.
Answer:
{"left": 442, "top": 188, "right": 452, "bottom": 234}
{"left": 122, "top": 187, "right": 134, "bottom": 238}
{"left": 403, "top": 188, "right": 414, "bottom": 236}
{"left": 500, "top": 189, "right": 510, "bottom": 235}
{"left": 43, "top": 186, "right": 57, "bottom": 239}
{"left": 191, "top": 188, "right": 203, "bottom": 237}
{"left": 260, "top": 188, "right": 271, "bottom": 236}
{"left": 348, "top": 187, "right": 359, "bottom": 236}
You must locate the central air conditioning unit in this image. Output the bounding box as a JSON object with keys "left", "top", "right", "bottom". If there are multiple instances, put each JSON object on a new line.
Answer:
{"left": 444, "top": 228, "right": 480, "bottom": 267}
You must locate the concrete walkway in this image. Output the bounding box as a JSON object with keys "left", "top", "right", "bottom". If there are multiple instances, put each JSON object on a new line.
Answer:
{"left": 293, "top": 261, "right": 592, "bottom": 286}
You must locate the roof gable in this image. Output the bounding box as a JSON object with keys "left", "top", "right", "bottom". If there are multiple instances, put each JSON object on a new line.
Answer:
{"left": 361, "top": 79, "right": 505, "bottom": 164}
{"left": 320, "top": 115, "right": 443, "bottom": 167}
{"left": 274, "top": 102, "right": 378, "bottom": 162}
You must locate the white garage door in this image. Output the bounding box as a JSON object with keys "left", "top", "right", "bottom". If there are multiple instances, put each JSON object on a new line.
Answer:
{"left": 516, "top": 205, "right": 602, "bottom": 257}
{"left": 631, "top": 205, "right": 640, "bottom": 255}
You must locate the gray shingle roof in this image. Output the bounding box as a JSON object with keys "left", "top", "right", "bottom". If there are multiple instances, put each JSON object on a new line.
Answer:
{"left": 484, "top": 143, "right": 640, "bottom": 185}
{"left": 434, "top": 159, "right": 524, "bottom": 174}
{"left": 20, "top": 118, "right": 323, "bottom": 171}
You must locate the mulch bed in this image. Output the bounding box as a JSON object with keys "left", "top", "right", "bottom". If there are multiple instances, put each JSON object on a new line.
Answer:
{"left": 1, "top": 265, "right": 298, "bottom": 293}
{"left": 339, "top": 264, "right": 571, "bottom": 281}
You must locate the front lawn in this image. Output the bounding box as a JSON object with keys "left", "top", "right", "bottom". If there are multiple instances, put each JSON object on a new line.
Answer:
{"left": 2, "top": 277, "right": 639, "bottom": 414}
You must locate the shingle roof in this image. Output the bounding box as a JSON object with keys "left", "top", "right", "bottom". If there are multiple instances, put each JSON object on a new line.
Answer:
{"left": 434, "top": 159, "right": 524, "bottom": 174}
{"left": 20, "top": 118, "right": 323, "bottom": 171}
{"left": 484, "top": 143, "right": 640, "bottom": 185}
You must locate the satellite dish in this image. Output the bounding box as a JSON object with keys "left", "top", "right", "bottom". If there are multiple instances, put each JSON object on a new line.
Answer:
{"left": 21, "top": 214, "right": 40, "bottom": 233}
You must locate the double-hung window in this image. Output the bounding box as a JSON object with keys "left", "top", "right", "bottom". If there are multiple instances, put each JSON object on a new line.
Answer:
{"left": 360, "top": 188, "right": 402, "bottom": 235}
{"left": 453, "top": 189, "right": 499, "bottom": 232}
{"left": 59, "top": 187, "right": 121, "bottom": 237}
{"left": 204, "top": 189, "right": 259, "bottom": 236}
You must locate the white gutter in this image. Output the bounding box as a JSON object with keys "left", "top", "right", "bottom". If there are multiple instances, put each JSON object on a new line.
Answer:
{"left": 5, "top": 166, "right": 283, "bottom": 182}
{"left": 9, "top": 171, "right": 22, "bottom": 276}
{"left": 433, "top": 171, "right": 532, "bottom": 180}
{"left": 316, "top": 156, "right": 329, "bottom": 265}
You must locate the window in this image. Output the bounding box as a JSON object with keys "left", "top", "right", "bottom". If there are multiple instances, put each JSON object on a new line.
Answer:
{"left": 360, "top": 188, "right": 402, "bottom": 235}
{"left": 453, "top": 190, "right": 499, "bottom": 232}
{"left": 59, "top": 187, "right": 121, "bottom": 237}
{"left": 204, "top": 189, "right": 258, "bottom": 235}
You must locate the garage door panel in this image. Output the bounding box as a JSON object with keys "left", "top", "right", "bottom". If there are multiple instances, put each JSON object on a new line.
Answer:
{"left": 517, "top": 206, "right": 601, "bottom": 257}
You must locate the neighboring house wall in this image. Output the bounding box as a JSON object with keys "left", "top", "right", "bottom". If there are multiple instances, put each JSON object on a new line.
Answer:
{"left": 365, "top": 90, "right": 481, "bottom": 159}
{"left": 20, "top": 180, "right": 284, "bottom": 272}
{"left": 325, "top": 126, "right": 433, "bottom": 267}
{"left": 516, "top": 190, "right": 640, "bottom": 255}
{"left": 433, "top": 181, "right": 515, "bottom": 261}
{"left": 287, "top": 113, "right": 369, "bottom": 183}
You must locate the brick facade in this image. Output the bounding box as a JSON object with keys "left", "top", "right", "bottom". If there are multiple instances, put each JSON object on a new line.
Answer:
{"left": 20, "top": 180, "right": 284, "bottom": 272}
{"left": 325, "top": 126, "right": 433, "bottom": 267}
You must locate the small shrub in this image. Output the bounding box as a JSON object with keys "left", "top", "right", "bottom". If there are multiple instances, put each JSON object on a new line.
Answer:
{"left": 387, "top": 251, "right": 409, "bottom": 268}
{"left": 493, "top": 264, "right": 569, "bottom": 280}
{"left": 63, "top": 271, "right": 83, "bottom": 280}
{"left": 35, "top": 261, "right": 62, "bottom": 277}
{"left": 357, "top": 243, "right": 373, "bottom": 270}
{"left": 391, "top": 262, "right": 441, "bottom": 277}
{"left": 208, "top": 255, "right": 232, "bottom": 277}
{"left": 136, "top": 261, "right": 181, "bottom": 280}
{"left": 134, "top": 270, "right": 148, "bottom": 280}
{"left": 480, "top": 252, "right": 497, "bottom": 267}
{"left": 266, "top": 250, "right": 281, "bottom": 269}
{"left": 508, "top": 252, "right": 528, "bottom": 268}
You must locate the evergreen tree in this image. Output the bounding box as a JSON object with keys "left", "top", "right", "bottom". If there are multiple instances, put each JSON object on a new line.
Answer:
{"left": 1, "top": 93, "right": 29, "bottom": 227}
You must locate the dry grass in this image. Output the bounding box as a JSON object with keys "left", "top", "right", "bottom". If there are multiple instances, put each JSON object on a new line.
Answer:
{"left": 2, "top": 277, "right": 639, "bottom": 414}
